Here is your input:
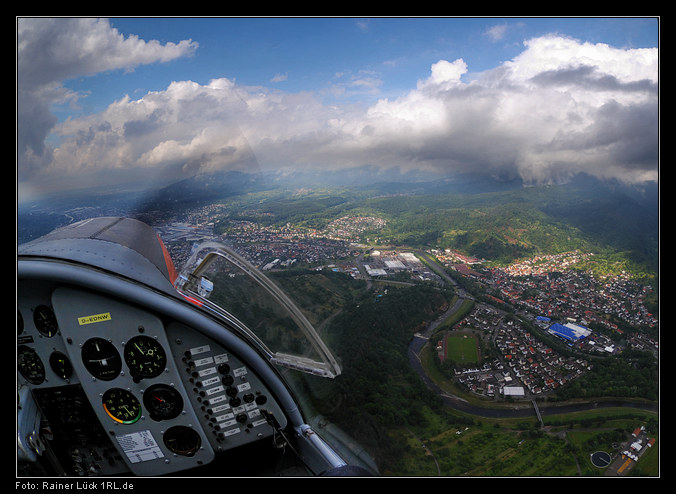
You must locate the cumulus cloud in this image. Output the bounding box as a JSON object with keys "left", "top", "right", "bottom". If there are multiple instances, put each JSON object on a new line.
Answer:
{"left": 17, "top": 18, "right": 198, "bottom": 183}
{"left": 311, "top": 35, "right": 657, "bottom": 185}
{"left": 18, "top": 21, "right": 658, "bottom": 198}
{"left": 17, "top": 17, "right": 197, "bottom": 87}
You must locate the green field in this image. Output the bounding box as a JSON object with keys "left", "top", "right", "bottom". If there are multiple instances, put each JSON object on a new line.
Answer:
{"left": 445, "top": 334, "right": 479, "bottom": 365}
{"left": 388, "top": 407, "right": 658, "bottom": 476}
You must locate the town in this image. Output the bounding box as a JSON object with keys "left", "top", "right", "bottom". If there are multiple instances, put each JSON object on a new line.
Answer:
{"left": 155, "top": 210, "right": 656, "bottom": 331}
{"left": 439, "top": 304, "right": 594, "bottom": 399}
{"left": 150, "top": 206, "right": 657, "bottom": 403}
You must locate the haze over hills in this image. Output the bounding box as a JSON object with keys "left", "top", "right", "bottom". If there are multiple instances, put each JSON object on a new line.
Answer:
{"left": 17, "top": 167, "right": 658, "bottom": 281}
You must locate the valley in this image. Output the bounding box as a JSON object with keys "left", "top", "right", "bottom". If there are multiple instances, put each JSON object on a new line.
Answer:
{"left": 17, "top": 173, "right": 660, "bottom": 476}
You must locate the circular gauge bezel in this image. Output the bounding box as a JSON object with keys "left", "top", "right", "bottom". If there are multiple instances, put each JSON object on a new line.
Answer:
{"left": 49, "top": 350, "right": 73, "bottom": 380}
{"left": 33, "top": 304, "right": 58, "bottom": 337}
{"left": 81, "top": 337, "right": 122, "bottom": 381}
{"left": 18, "top": 345, "right": 46, "bottom": 384}
{"left": 163, "top": 425, "right": 201, "bottom": 456}
{"left": 124, "top": 335, "right": 167, "bottom": 379}
{"left": 102, "top": 388, "right": 142, "bottom": 424}
{"left": 143, "top": 384, "right": 184, "bottom": 421}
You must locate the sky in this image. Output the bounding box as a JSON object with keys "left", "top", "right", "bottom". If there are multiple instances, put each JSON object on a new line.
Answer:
{"left": 17, "top": 17, "right": 659, "bottom": 202}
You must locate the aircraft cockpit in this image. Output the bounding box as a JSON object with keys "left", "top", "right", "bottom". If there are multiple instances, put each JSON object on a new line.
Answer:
{"left": 17, "top": 216, "right": 375, "bottom": 477}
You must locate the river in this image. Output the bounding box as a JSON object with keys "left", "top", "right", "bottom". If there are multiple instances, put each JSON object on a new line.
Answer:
{"left": 408, "top": 252, "right": 658, "bottom": 419}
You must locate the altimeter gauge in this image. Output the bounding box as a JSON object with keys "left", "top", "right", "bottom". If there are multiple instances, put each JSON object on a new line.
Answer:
{"left": 124, "top": 335, "right": 167, "bottom": 380}
{"left": 18, "top": 345, "right": 45, "bottom": 384}
{"left": 102, "top": 388, "right": 142, "bottom": 424}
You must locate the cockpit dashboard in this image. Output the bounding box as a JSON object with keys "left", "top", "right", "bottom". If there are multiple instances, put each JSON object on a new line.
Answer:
{"left": 17, "top": 217, "right": 365, "bottom": 477}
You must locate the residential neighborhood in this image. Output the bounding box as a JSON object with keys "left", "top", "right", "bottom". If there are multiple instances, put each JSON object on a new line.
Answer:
{"left": 151, "top": 208, "right": 657, "bottom": 404}
{"left": 441, "top": 304, "right": 592, "bottom": 399}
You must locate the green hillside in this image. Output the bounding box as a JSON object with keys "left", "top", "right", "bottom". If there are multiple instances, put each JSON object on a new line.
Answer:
{"left": 218, "top": 175, "right": 658, "bottom": 280}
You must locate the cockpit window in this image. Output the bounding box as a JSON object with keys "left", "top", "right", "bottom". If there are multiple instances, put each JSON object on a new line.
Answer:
{"left": 175, "top": 241, "right": 342, "bottom": 378}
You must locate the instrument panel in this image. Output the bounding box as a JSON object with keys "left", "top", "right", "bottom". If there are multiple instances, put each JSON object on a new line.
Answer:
{"left": 17, "top": 281, "right": 288, "bottom": 477}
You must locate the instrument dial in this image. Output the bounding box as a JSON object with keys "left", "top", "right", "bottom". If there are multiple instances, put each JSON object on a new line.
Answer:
{"left": 124, "top": 335, "right": 167, "bottom": 380}
{"left": 143, "top": 384, "right": 184, "bottom": 421}
{"left": 163, "top": 426, "right": 201, "bottom": 456}
{"left": 18, "top": 345, "right": 46, "bottom": 384}
{"left": 49, "top": 351, "right": 73, "bottom": 380}
{"left": 81, "top": 338, "right": 122, "bottom": 381}
{"left": 102, "top": 388, "right": 142, "bottom": 424}
{"left": 33, "top": 305, "right": 58, "bottom": 337}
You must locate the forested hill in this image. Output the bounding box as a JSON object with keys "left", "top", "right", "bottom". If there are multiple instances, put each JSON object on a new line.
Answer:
{"left": 237, "top": 172, "right": 658, "bottom": 278}
{"left": 18, "top": 169, "right": 658, "bottom": 279}
{"left": 372, "top": 177, "right": 658, "bottom": 273}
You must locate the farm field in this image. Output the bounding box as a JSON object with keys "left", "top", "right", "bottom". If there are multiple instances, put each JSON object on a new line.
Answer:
{"left": 387, "top": 408, "right": 658, "bottom": 476}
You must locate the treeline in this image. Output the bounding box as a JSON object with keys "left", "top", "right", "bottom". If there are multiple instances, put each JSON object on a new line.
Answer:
{"left": 306, "top": 283, "right": 468, "bottom": 469}
{"left": 552, "top": 349, "right": 658, "bottom": 402}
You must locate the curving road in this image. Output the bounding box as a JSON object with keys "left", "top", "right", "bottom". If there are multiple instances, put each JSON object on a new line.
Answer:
{"left": 408, "top": 252, "right": 658, "bottom": 419}
{"left": 409, "top": 333, "right": 657, "bottom": 419}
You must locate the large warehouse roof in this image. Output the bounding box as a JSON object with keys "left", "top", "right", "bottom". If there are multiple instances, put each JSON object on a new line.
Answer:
{"left": 548, "top": 322, "right": 591, "bottom": 341}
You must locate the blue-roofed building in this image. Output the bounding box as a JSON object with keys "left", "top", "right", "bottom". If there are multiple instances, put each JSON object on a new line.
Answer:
{"left": 548, "top": 322, "right": 591, "bottom": 342}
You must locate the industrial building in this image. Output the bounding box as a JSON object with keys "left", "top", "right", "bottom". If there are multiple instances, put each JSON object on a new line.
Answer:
{"left": 547, "top": 322, "right": 591, "bottom": 342}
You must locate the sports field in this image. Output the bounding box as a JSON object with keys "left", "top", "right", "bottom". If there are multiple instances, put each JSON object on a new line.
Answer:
{"left": 445, "top": 334, "right": 479, "bottom": 364}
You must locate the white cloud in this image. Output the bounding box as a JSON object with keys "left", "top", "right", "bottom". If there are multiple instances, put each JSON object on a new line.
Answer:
{"left": 485, "top": 24, "right": 509, "bottom": 41}
{"left": 18, "top": 18, "right": 197, "bottom": 86}
{"left": 17, "top": 17, "right": 198, "bottom": 183}
{"left": 420, "top": 59, "right": 468, "bottom": 89}
{"left": 18, "top": 22, "right": 658, "bottom": 197}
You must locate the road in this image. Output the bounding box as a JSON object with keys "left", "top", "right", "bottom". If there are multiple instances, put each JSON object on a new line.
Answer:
{"left": 409, "top": 326, "right": 657, "bottom": 419}
{"left": 407, "top": 252, "right": 658, "bottom": 419}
